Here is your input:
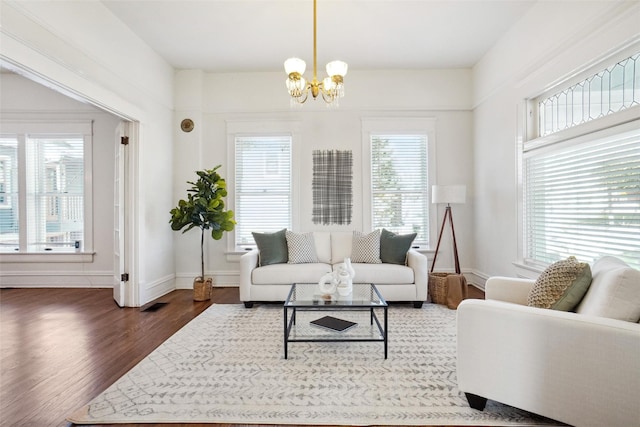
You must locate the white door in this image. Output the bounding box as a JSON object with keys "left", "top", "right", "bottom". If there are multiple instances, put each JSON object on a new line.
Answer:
{"left": 113, "top": 122, "right": 129, "bottom": 307}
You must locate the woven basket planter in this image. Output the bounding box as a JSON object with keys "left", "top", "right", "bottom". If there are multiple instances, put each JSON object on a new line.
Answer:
{"left": 193, "top": 277, "right": 213, "bottom": 301}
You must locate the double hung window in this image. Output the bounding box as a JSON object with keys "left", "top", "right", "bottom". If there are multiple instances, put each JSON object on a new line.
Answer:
{"left": 371, "top": 135, "right": 429, "bottom": 243}
{"left": 233, "top": 135, "right": 292, "bottom": 247}
{"left": 363, "top": 118, "right": 435, "bottom": 247}
{"left": 0, "top": 121, "right": 92, "bottom": 253}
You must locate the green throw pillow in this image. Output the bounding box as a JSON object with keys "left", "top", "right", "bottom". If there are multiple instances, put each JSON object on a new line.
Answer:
{"left": 527, "top": 256, "right": 592, "bottom": 311}
{"left": 380, "top": 229, "right": 417, "bottom": 265}
{"left": 252, "top": 229, "right": 288, "bottom": 266}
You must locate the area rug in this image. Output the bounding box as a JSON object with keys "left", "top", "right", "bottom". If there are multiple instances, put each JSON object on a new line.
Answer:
{"left": 68, "top": 303, "right": 561, "bottom": 426}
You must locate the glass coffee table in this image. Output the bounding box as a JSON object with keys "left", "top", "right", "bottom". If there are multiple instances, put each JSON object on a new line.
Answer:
{"left": 283, "top": 283, "right": 388, "bottom": 359}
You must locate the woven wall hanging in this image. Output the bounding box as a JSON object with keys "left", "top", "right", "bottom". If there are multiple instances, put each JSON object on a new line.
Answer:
{"left": 312, "top": 150, "right": 353, "bottom": 225}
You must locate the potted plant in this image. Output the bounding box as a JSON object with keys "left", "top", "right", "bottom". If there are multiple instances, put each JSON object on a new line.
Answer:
{"left": 169, "top": 165, "right": 236, "bottom": 301}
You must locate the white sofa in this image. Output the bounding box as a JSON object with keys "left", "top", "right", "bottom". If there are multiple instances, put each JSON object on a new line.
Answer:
{"left": 456, "top": 256, "right": 640, "bottom": 427}
{"left": 240, "top": 231, "right": 428, "bottom": 308}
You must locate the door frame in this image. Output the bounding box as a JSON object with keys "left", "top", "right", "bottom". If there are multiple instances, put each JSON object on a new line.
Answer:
{"left": 113, "top": 121, "right": 139, "bottom": 307}
{"left": 122, "top": 121, "right": 139, "bottom": 307}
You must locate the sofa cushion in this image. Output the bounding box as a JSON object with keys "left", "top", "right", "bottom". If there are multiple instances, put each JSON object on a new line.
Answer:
{"left": 351, "top": 230, "right": 382, "bottom": 264}
{"left": 527, "top": 256, "right": 592, "bottom": 311}
{"left": 252, "top": 229, "right": 288, "bottom": 266}
{"left": 380, "top": 228, "right": 417, "bottom": 265}
{"left": 576, "top": 256, "right": 640, "bottom": 322}
{"left": 342, "top": 262, "right": 414, "bottom": 284}
{"left": 331, "top": 231, "right": 353, "bottom": 264}
{"left": 313, "top": 232, "right": 332, "bottom": 264}
{"left": 252, "top": 263, "right": 331, "bottom": 285}
{"left": 286, "top": 231, "right": 319, "bottom": 264}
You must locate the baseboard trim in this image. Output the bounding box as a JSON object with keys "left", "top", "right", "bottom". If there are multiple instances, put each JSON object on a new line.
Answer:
{"left": 175, "top": 271, "right": 239, "bottom": 289}
{"left": 142, "top": 274, "right": 176, "bottom": 305}
{"left": 0, "top": 270, "right": 112, "bottom": 288}
{"left": 466, "top": 270, "right": 489, "bottom": 291}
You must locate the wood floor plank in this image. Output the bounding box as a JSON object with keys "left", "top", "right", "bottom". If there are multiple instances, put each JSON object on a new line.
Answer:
{"left": 0, "top": 285, "right": 483, "bottom": 427}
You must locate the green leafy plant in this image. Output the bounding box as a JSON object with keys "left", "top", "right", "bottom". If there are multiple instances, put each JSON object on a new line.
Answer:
{"left": 169, "top": 166, "right": 236, "bottom": 281}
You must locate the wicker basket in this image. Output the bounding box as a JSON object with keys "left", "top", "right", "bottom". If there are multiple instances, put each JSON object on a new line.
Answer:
{"left": 428, "top": 272, "right": 450, "bottom": 305}
{"left": 193, "top": 278, "right": 213, "bottom": 301}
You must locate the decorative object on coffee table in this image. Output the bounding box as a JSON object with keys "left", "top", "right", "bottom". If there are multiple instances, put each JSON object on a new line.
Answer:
{"left": 317, "top": 257, "right": 355, "bottom": 296}
{"left": 430, "top": 185, "right": 468, "bottom": 309}
{"left": 169, "top": 166, "right": 236, "bottom": 301}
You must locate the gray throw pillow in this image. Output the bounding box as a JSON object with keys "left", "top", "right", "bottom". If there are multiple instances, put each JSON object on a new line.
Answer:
{"left": 351, "top": 230, "right": 382, "bottom": 264}
{"left": 252, "top": 229, "right": 288, "bottom": 266}
{"left": 380, "top": 228, "right": 417, "bottom": 265}
{"left": 285, "top": 231, "right": 319, "bottom": 264}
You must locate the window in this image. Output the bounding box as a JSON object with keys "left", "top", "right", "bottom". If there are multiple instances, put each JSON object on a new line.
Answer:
{"left": 522, "top": 50, "right": 640, "bottom": 270}
{"left": 363, "top": 118, "right": 436, "bottom": 247}
{"left": 0, "top": 141, "right": 18, "bottom": 250}
{"left": 0, "top": 155, "right": 11, "bottom": 207}
{"left": 523, "top": 123, "right": 640, "bottom": 269}
{"left": 0, "top": 122, "right": 92, "bottom": 253}
{"left": 233, "top": 135, "right": 292, "bottom": 247}
{"left": 538, "top": 53, "right": 639, "bottom": 137}
{"left": 371, "top": 135, "right": 429, "bottom": 243}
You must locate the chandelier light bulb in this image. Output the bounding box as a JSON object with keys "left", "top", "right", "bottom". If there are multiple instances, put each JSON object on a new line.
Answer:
{"left": 323, "top": 76, "right": 335, "bottom": 91}
{"left": 286, "top": 76, "right": 306, "bottom": 97}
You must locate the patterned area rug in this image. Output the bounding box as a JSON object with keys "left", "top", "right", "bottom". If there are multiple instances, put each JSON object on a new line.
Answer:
{"left": 68, "top": 304, "right": 560, "bottom": 426}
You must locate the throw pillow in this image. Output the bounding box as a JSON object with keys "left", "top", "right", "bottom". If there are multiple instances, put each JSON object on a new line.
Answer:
{"left": 285, "top": 231, "right": 319, "bottom": 264}
{"left": 576, "top": 256, "right": 640, "bottom": 322}
{"left": 351, "top": 230, "right": 382, "bottom": 264}
{"left": 252, "top": 229, "right": 288, "bottom": 266}
{"left": 380, "top": 228, "right": 417, "bottom": 265}
{"left": 527, "top": 256, "right": 592, "bottom": 311}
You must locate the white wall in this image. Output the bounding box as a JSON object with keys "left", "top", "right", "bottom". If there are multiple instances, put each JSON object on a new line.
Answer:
{"left": 0, "top": 0, "right": 175, "bottom": 305}
{"left": 0, "top": 73, "right": 121, "bottom": 286}
{"left": 472, "top": 1, "right": 640, "bottom": 281}
{"left": 174, "top": 69, "right": 475, "bottom": 287}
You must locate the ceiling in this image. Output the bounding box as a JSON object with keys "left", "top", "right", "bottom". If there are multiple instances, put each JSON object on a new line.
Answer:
{"left": 100, "top": 0, "right": 537, "bottom": 73}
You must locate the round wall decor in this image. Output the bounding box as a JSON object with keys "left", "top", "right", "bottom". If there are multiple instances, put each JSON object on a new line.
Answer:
{"left": 180, "top": 118, "right": 195, "bottom": 133}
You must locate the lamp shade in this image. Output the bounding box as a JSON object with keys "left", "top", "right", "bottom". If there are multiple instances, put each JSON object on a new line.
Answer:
{"left": 284, "top": 57, "right": 306, "bottom": 75}
{"left": 326, "top": 60, "right": 348, "bottom": 77}
{"left": 432, "top": 185, "right": 466, "bottom": 204}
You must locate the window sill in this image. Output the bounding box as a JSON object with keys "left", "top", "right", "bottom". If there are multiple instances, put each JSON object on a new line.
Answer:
{"left": 0, "top": 252, "right": 95, "bottom": 263}
{"left": 512, "top": 261, "right": 543, "bottom": 280}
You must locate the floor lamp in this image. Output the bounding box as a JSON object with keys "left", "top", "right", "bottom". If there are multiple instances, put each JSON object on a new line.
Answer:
{"left": 431, "top": 185, "right": 466, "bottom": 274}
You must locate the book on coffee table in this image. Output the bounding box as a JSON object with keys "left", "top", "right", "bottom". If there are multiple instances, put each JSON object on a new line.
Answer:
{"left": 310, "top": 315, "right": 357, "bottom": 332}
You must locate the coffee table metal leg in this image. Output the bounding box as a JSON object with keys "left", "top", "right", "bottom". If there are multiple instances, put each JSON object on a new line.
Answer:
{"left": 283, "top": 306, "right": 288, "bottom": 359}
{"left": 384, "top": 307, "right": 388, "bottom": 359}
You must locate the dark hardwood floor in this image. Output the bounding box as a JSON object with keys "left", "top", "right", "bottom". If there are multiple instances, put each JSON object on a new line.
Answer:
{"left": 0, "top": 285, "right": 484, "bottom": 427}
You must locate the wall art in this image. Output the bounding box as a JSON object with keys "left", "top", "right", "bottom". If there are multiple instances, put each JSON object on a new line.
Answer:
{"left": 312, "top": 150, "right": 353, "bottom": 225}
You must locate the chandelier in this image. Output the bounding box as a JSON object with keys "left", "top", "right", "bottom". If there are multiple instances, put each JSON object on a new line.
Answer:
{"left": 284, "top": 0, "right": 348, "bottom": 105}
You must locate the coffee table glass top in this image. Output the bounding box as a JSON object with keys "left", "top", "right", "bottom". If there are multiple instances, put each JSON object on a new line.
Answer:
{"left": 284, "top": 283, "right": 387, "bottom": 308}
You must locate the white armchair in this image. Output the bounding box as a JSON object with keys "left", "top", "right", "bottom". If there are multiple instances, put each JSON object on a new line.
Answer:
{"left": 456, "top": 257, "right": 640, "bottom": 427}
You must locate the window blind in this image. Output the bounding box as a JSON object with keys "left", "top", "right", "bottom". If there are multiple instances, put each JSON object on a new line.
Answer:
{"left": 235, "top": 135, "right": 292, "bottom": 246}
{"left": 523, "top": 128, "right": 640, "bottom": 269}
{"left": 25, "top": 137, "right": 84, "bottom": 251}
{"left": 371, "top": 134, "right": 429, "bottom": 244}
